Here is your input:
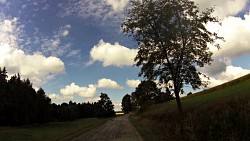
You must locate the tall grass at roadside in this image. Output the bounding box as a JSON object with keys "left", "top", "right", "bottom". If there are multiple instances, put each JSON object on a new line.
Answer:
{"left": 129, "top": 115, "right": 159, "bottom": 141}
{"left": 145, "top": 96, "right": 250, "bottom": 141}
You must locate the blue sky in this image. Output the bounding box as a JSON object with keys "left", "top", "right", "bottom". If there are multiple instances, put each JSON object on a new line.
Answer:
{"left": 0, "top": 0, "right": 250, "bottom": 110}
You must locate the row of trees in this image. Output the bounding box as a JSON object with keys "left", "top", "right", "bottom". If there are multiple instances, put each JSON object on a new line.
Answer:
{"left": 122, "top": 80, "right": 174, "bottom": 113}
{"left": 0, "top": 67, "right": 115, "bottom": 126}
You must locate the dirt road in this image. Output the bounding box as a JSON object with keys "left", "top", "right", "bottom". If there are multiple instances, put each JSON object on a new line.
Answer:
{"left": 71, "top": 114, "right": 143, "bottom": 141}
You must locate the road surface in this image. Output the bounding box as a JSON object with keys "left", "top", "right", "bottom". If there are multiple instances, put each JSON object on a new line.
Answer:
{"left": 71, "top": 114, "right": 143, "bottom": 141}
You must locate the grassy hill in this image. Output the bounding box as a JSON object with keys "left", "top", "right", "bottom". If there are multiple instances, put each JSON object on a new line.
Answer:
{"left": 131, "top": 73, "right": 250, "bottom": 141}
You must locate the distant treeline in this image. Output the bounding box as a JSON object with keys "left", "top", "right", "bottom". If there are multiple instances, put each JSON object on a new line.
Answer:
{"left": 0, "top": 67, "right": 115, "bottom": 126}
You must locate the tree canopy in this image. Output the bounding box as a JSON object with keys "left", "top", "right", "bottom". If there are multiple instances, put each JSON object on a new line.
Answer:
{"left": 122, "top": 0, "right": 223, "bottom": 114}
{"left": 121, "top": 94, "right": 133, "bottom": 113}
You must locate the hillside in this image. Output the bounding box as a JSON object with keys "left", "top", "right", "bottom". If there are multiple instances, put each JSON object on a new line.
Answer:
{"left": 132, "top": 73, "right": 250, "bottom": 141}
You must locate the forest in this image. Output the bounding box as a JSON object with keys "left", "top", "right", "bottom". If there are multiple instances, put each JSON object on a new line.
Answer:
{"left": 0, "top": 67, "right": 115, "bottom": 126}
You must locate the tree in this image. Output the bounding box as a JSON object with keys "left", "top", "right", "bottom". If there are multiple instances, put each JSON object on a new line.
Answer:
{"left": 121, "top": 94, "right": 133, "bottom": 113}
{"left": 131, "top": 80, "right": 161, "bottom": 112}
{"left": 96, "top": 93, "right": 115, "bottom": 117}
{"left": 122, "top": 0, "right": 222, "bottom": 116}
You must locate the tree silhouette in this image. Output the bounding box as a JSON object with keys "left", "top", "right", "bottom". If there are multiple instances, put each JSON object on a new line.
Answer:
{"left": 131, "top": 80, "right": 161, "bottom": 112}
{"left": 96, "top": 93, "right": 115, "bottom": 118}
{"left": 122, "top": 0, "right": 223, "bottom": 116}
{"left": 121, "top": 94, "right": 133, "bottom": 113}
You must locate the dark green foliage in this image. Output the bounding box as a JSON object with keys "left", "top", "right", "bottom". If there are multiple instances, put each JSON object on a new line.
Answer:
{"left": 95, "top": 93, "right": 115, "bottom": 118}
{"left": 122, "top": 0, "right": 223, "bottom": 114}
{"left": 0, "top": 69, "right": 51, "bottom": 126}
{"left": 121, "top": 94, "right": 133, "bottom": 113}
{"left": 131, "top": 80, "right": 173, "bottom": 112}
{"left": 0, "top": 67, "right": 115, "bottom": 126}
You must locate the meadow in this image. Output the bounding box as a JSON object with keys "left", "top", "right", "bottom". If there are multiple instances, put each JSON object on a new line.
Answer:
{"left": 0, "top": 118, "right": 109, "bottom": 141}
{"left": 130, "top": 73, "right": 250, "bottom": 141}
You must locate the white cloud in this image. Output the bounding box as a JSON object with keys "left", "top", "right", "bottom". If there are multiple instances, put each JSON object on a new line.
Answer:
{"left": 59, "top": 24, "right": 71, "bottom": 37}
{"left": 113, "top": 100, "right": 122, "bottom": 111}
{"left": 126, "top": 79, "right": 141, "bottom": 88}
{"left": 199, "top": 11, "right": 250, "bottom": 87}
{"left": 58, "top": 0, "right": 128, "bottom": 25}
{"left": 0, "top": 17, "right": 65, "bottom": 87}
{"left": 208, "top": 13, "right": 250, "bottom": 58}
{"left": 0, "top": 44, "right": 65, "bottom": 86}
{"left": 96, "top": 78, "right": 123, "bottom": 89}
{"left": 192, "top": 0, "right": 248, "bottom": 19}
{"left": 207, "top": 66, "right": 250, "bottom": 87}
{"left": 48, "top": 93, "right": 74, "bottom": 103}
{"left": 88, "top": 39, "right": 138, "bottom": 67}
{"left": 60, "top": 83, "right": 97, "bottom": 98}
{"left": 104, "top": 0, "right": 129, "bottom": 12}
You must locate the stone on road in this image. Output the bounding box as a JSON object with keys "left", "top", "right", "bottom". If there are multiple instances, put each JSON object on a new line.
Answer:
{"left": 72, "top": 114, "right": 143, "bottom": 141}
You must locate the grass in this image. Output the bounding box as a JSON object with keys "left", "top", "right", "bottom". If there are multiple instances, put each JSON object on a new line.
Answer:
{"left": 0, "top": 118, "right": 110, "bottom": 141}
{"left": 143, "top": 73, "right": 250, "bottom": 117}
{"left": 129, "top": 114, "right": 158, "bottom": 141}
{"left": 130, "top": 73, "right": 250, "bottom": 140}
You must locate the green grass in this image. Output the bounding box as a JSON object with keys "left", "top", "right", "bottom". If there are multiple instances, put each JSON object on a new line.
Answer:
{"left": 129, "top": 115, "right": 158, "bottom": 141}
{"left": 0, "top": 118, "right": 110, "bottom": 141}
{"left": 143, "top": 73, "right": 250, "bottom": 117}
{"left": 131, "top": 73, "right": 250, "bottom": 140}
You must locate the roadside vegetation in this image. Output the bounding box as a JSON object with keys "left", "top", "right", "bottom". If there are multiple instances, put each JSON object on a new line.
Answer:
{"left": 131, "top": 74, "right": 250, "bottom": 141}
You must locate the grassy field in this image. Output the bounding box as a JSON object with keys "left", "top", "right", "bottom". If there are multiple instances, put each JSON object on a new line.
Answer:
{"left": 131, "top": 73, "right": 250, "bottom": 140}
{"left": 0, "top": 118, "right": 110, "bottom": 141}
{"left": 143, "top": 73, "right": 250, "bottom": 117}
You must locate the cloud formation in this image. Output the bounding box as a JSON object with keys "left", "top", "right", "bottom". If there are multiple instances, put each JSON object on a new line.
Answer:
{"left": 126, "top": 79, "right": 141, "bottom": 88}
{"left": 60, "top": 83, "right": 97, "bottom": 98}
{"left": 58, "top": 0, "right": 129, "bottom": 25}
{"left": 96, "top": 78, "right": 123, "bottom": 89}
{"left": 0, "top": 17, "right": 65, "bottom": 87}
{"left": 201, "top": 11, "right": 250, "bottom": 87}
{"left": 192, "top": 0, "right": 248, "bottom": 19}
{"left": 88, "top": 40, "right": 138, "bottom": 67}
{"left": 50, "top": 78, "right": 122, "bottom": 102}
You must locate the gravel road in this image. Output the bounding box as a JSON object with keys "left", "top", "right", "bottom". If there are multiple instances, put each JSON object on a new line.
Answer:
{"left": 71, "top": 114, "right": 143, "bottom": 141}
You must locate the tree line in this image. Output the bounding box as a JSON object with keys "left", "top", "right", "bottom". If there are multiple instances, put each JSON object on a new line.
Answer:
{"left": 0, "top": 67, "right": 115, "bottom": 126}
{"left": 122, "top": 80, "right": 174, "bottom": 113}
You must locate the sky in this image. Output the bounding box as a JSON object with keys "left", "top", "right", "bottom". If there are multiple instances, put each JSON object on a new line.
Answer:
{"left": 0, "top": 0, "right": 250, "bottom": 111}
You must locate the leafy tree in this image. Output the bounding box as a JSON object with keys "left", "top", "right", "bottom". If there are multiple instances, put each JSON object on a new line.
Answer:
{"left": 36, "top": 88, "right": 51, "bottom": 123}
{"left": 121, "top": 94, "right": 133, "bottom": 113}
{"left": 131, "top": 80, "right": 161, "bottom": 112}
{"left": 96, "top": 93, "right": 115, "bottom": 117}
{"left": 122, "top": 0, "right": 222, "bottom": 115}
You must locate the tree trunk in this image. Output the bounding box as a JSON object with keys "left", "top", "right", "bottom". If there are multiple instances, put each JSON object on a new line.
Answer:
{"left": 174, "top": 90, "right": 183, "bottom": 118}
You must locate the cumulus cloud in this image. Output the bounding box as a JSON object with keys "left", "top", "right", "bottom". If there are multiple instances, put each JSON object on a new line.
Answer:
{"left": 96, "top": 78, "right": 123, "bottom": 89}
{"left": 60, "top": 83, "right": 97, "bottom": 98}
{"left": 0, "top": 44, "right": 65, "bottom": 86}
{"left": 192, "top": 0, "right": 248, "bottom": 19}
{"left": 208, "top": 13, "right": 250, "bottom": 58}
{"left": 88, "top": 40, "right": 138, "bottom": 67}
{"left": 199, "top": 11, "right": 250, "bottom": 87}
{"left": 126, "top": 79, "right": 141, "bottom": 88}
{"left": 0, "top": 17, "right": 65, "bottom": 87}
{"left": 207, "top": 66, "right": 250, "bottom": 87}
{"left": 59, "top": 78, "right": 122, "bottom": 100}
